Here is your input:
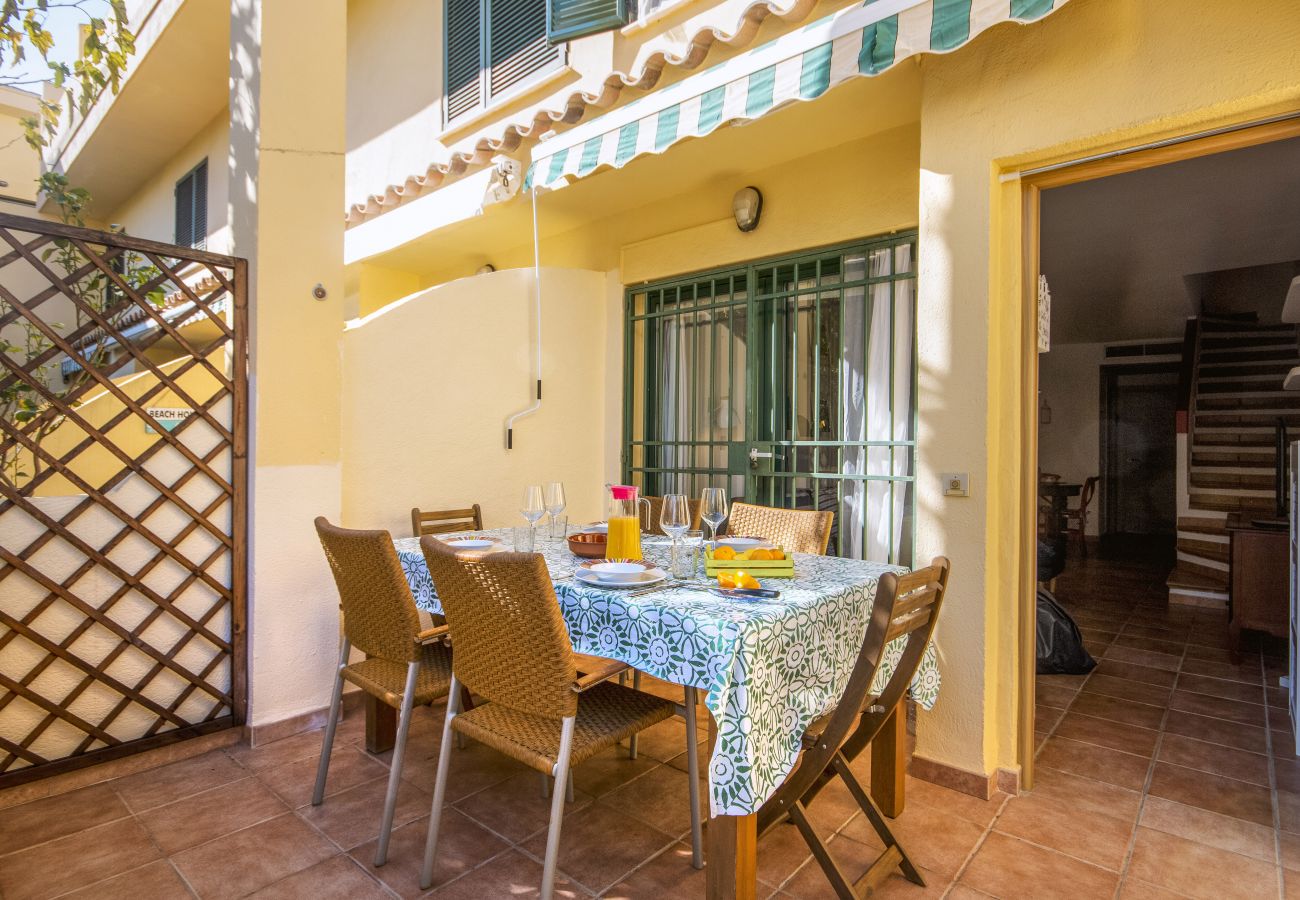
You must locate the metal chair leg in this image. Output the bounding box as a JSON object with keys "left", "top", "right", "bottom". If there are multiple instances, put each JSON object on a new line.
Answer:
{"left": 565, "top": 775, "right": 575, "bottom": 803}
{"left": 540, "top": 716, "right": 576, "bottom": 900}
{"left": 628, "top": 670, "right": 642, "bottom": 759}
{"left": 683, "top": 686, "right": 704, "bottom": 869}
{"left": 375, "top": 660, "right": 420, "bottom": 867}
{"left": 311, "top": 637, "right": 350, "bottom": 806}
{"left": 420, "top": 675, "right": 463, "bottom": 890}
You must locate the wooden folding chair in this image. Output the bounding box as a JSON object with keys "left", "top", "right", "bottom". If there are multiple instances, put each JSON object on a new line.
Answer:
{"left": 411, "top": 503, "right": 483, "bottom": 537}
{"left": 756, "top": 557, "right": 951, "bottom": 898}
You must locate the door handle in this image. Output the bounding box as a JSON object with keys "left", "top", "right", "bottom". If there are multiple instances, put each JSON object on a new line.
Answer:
{"left": 748, "top": 448, "right": 776, "bottom": 462}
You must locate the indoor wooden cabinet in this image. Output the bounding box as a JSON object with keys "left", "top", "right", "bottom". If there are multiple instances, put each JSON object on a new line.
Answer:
{"left": 1226, "top": 514, "right": 1289, "bottom": 659}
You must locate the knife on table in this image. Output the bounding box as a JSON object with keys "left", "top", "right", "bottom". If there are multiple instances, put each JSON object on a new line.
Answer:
{"left": 709, "top": 587, "right": 782, "bottom": 600}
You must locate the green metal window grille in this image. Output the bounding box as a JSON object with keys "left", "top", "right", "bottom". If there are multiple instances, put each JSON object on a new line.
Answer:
{"left": 623, "top": 233, "right": 918, "bottom": 565}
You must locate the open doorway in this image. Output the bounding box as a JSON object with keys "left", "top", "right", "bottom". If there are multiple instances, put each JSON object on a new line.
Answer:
{"left": 1100, "top": 365, "right": 1179, "bottom": 543}
{"left": 1029, "top": 127, "right": 1300, "bottom": 786}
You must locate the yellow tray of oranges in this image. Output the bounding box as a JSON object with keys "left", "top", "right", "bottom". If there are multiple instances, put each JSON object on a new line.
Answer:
{"left": 704, "top": 544, "right": 795, "bottom": 579}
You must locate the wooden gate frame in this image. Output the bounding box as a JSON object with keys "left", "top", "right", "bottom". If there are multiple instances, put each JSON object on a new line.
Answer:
{"left": 0, "top": 212, "right": 247, "bottom": 787}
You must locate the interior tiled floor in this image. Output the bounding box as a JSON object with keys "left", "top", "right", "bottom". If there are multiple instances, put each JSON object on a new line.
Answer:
{"left": 1, "top": 547, "right": 1294, "bottom": 899}
{"left": 1029, "top": 542, "right": 1296, "bottom": 900}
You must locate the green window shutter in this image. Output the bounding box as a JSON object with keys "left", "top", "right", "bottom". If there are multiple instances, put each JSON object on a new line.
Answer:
{"left": 489, "top": 0, "right": 561, "bottom": 98}
{"left": 191, "top": 160, "right": 208, "bottom": 251}
{"left": 547, "top": 0, "right": 629, "bottom": 44}
{"left": 173, "top": 159, "right": 207, "bottom": 249}
{"left": 174, "top": 174, "right": 194, "bottom": 248}
{"left": 445, "top": 0, "right": 485, "bottom": 123}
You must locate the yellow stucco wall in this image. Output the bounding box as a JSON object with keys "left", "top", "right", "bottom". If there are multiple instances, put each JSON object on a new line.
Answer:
{"left": 915, "top": 0, "right": 1300, "bottom": 777}
{"left": 0, "top": 86, "right": 42, "bottom": 207}
{"left": 341, "top": 267, "right": 610, "bottom": 533}
{"left": 112, "top": 109, "right": 231, "bottom": 252}
{"left": 6, "top": 351, "right": 229, "bottom": 498}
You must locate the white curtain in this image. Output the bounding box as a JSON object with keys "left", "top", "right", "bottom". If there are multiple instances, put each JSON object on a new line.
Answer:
{"left": 657, "top": 317, "right": 679, "bottom": 485}
{"left": 842, "top": 246, "right": 914, "bottom": 563}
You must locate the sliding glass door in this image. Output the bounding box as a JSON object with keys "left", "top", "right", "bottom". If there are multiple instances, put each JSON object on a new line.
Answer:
{"left": 623, "top": 233, "right": 917, "bottom": 564}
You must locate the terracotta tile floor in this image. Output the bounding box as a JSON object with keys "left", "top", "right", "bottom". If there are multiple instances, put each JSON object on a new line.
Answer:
{"left": 1, "top": 547, "right": 1295, "bottom": 898}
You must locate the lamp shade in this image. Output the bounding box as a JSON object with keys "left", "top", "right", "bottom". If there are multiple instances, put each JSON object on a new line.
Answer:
{"left": 732, "top": 186, "right": 762, "bottom": 232}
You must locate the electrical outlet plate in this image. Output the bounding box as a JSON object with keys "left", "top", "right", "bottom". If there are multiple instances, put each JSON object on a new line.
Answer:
{"left": 942, "top": 472, "right": 969, "bottom": 497}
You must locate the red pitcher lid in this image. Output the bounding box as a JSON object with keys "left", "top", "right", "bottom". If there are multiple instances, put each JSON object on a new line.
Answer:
{"left": 610, "top": 485, "right": 637, "bottom": 500}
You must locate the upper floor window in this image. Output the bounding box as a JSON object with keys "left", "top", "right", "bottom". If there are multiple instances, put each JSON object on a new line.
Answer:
{"left": 445, "top": 0, "right": 565, "bottom": 126}
{"left": 626, "top": 0, "right": 675, "bottom": 24}
{"left": 174, "top": 160, "right": 208, "bottom": 250}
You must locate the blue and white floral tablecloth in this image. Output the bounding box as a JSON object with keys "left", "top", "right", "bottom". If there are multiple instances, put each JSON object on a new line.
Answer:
{"left": 393, "top": 531, "right": 940, "bottom": 816}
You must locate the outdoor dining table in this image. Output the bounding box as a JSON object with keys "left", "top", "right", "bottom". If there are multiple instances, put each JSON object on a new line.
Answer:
{"left": 376, "top": 529, "right": 941, "bottom": 899}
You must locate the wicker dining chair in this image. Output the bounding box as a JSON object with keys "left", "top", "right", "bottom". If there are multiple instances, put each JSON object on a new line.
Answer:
{"left": 727, "top": 501, "right": 834, "bottom": 555}
{"left": 417, "top": 537, "right": 704, "bottom": 897}
{"left": 312, "top": 517, "right": 455, "bottom": 868}
{"left": 411, "top": 503, "right": 483, "bottom": 537}
{"left": 642, "top": 495, "right": 703, "bottom": 536}
{"left": 755, "top": 557, "right": 950, "bottom": 899}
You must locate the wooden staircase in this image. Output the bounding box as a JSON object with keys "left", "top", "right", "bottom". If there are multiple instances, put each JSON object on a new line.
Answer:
{"left": 1168, "top": 320, "right": 1298, "bottom": 606}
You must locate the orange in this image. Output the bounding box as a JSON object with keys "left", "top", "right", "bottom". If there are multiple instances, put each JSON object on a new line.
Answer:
{"left": 737, "top": 572, "right": 762, "bottom": 590}
{"left": 749, "top": 548, "right": 773, "bottom": 561}
{"left": 769, "top": 549, "right": 785, "bottom": 560}
{"left": 717, "top": 572, "right": 737, "bottom": 589}
{"left": 713, "top": 546, "right": 736, "bottom": 561}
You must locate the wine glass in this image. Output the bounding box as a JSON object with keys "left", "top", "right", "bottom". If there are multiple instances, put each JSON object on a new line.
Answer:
{"left": 545, "top": 481, "right": 567, "bottom": 539}
{"left": 660, "top": 494, "right": 690, "bottom": 573}
{"left": 700, "top": 487, "right": 728, "bottom": 544}
{"left": 521, "top": 485, "right": 545, "bottom": 541}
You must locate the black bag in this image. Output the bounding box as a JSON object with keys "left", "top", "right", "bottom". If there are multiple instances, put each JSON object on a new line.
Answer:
{"left": 1036, "top": 588, "right": 1096, "bottom": 675}
{"left": 1037, "top": 537, "right": 1066, "bottom": 583}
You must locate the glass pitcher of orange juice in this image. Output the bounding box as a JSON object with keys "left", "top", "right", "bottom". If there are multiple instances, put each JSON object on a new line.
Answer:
{"left": 606, "top": 485, "right": 649, "bottom": 560}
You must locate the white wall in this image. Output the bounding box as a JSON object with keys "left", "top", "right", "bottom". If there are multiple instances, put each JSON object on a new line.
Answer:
{"left": 345, "top": 0, "right": 442, "bottom": 213}
{"left": 1037, "top": 342, "right": 1106, "bottom": 534}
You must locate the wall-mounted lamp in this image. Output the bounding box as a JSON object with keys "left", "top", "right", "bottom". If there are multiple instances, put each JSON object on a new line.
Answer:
{"left": 476, "top": 263, "right": 496, "bottom": 275}
{"left": 732, "top": 186, "right": 762, "bottom": 232}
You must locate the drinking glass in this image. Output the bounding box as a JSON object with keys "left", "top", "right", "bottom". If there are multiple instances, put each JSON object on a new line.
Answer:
{"left": 512, "top": 525, "right": 535, "bottom": 553}
{"left": 675, "top": 529, "right": 704, "bottom": 580}
{"left": 549, "top": 514, "right": 569, "bottom": 541}
{"left": 700, "top": 487, "right": 728, "bottom": 543}
{"left": 521, "top": 485, "right": 545, "bottom": 540}
{"left": 660, "top": 493, "right": 690, "bottom": 574}
{"left": 545, "top": 481, "right": 567, "bottom": 534}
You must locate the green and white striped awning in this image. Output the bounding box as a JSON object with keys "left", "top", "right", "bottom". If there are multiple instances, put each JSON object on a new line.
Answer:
{"left": 526, "top": 0, "right": 1071, "bottom": 190}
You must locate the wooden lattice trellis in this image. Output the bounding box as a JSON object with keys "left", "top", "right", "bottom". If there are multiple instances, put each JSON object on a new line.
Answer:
{"left": 0, "top": 212, "right": 247, "bottom": 786}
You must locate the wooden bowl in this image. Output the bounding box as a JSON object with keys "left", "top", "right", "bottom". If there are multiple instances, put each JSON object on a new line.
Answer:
{"left": 568, "top": 532, "right": 608, "bottom": 559}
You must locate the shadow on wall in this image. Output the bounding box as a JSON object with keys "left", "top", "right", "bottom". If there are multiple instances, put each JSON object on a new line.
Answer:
{"left": 340, "top": 267, "right": 610, "bottom": 535}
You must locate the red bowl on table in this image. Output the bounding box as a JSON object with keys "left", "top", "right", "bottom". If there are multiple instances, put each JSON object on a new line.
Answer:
{"left": 568, "top": 532, "right": 608, "bottom": 559}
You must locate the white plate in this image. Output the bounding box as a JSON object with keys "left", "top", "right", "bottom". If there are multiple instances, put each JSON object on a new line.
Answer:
{"left": 582, "top": 523, "right": 609, "bottom": 534}
{"left": 445, "top": 538, "right": 497, "bottom": 551}
{"left": 711, "top": 537, "right": 774, "bottom": 551}
{"left": 574, "top": 567, "right": 668, "bottom": 589}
